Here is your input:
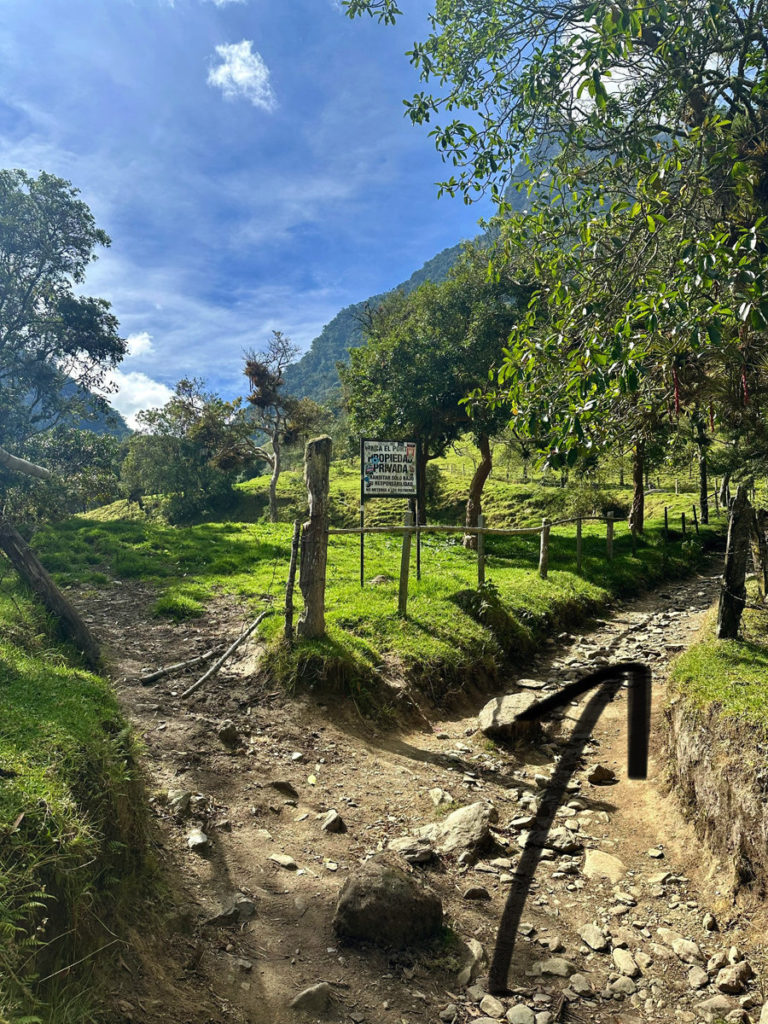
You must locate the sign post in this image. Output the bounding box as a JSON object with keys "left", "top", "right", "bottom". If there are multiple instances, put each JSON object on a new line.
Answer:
{"left": 360, "top": 439, "right": 420, "bottom": 586}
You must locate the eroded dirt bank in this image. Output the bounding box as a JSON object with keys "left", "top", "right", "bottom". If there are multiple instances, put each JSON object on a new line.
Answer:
{"left": 79, "top": 556, "right": 768, "bottom": 1024}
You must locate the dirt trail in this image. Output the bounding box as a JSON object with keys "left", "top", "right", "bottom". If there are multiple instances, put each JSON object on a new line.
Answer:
{"left": 84, "top": 556, "right": 768, "bottom": 1024}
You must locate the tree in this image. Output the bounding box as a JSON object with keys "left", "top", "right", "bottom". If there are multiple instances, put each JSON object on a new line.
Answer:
{"left": 244, "top": 331, "right": 325, "bottom": 522}
{"left": 345, "top": 0, "right": 768, "bottom": 507}
{"left": 341, "top": 249, "right": 529, "bottom": 530}
{"left": 122, "top": 379, "right": 253, "bottom": 523}
{"left": 0, "top": 170, "right": 125, "bottom": 476}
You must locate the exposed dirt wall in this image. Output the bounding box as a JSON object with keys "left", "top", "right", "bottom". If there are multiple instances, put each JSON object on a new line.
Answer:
{"left": 665, "top": 699, "right": 768, "bottom": 893}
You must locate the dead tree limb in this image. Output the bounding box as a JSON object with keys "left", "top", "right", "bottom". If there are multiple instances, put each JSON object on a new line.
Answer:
{"left": 0, "top": 519, "right": 100, "bottom": 668}
{"left": 0, "top": 445, "right": 53, "bottom": 480}
{"left": 180, "top": 610, "right": 273, "bottom": 699}
{"left": 139, "top": 647, "right": 221, "bottom": 686}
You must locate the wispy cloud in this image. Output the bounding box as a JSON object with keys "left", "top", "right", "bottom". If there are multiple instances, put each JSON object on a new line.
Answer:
{"left": 207, "top": 41, "right": 276, "bottom": 111}
{"left": 204, "top": 0, "right": 247, "bottom": 5}
{"left": 107, "top": 369, "right": 174, "bottom": 429}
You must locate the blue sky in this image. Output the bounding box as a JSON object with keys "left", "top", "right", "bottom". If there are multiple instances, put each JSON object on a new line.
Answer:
{"left": 0, "top": 0, "right": 492, "bottom": 425}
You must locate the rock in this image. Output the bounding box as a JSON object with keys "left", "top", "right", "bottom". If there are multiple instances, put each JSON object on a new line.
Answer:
{"left": 530, "top": 957, "right": 577, "bottom": 977}
{"left": 321, "top": 809, "right": 346, "bottom": 833}
{"left": 587, "top": 764, "right": 617, "bottom": 785}
{"left": 290, "top": 982, "right": 332, "bottom": 1012}
{"left": 708, "top": 951, "right": 729, "bottom": 974}
{"left": 168, "top": 789, "right": 192, "bottom": 815}
{"left": 671, "top": 937, "right": 704, "bottom": 964}
{"left": 187, "top": 828, "right": 209, "bottom": 851}
{"left": 456, "top": 937, "right": 485, "bottom": 986}
{"left": 579, "top": 923, "right": 609, "bottom": 952}
{"left": 583, "top": 850, "right": 627, "bottom": 883}
{"left": 270, "top": 780, "right": 299, "bottom": 799}
{"left": 478, "top": 692, "right": 543, "bottom": 743}
{"left": 648, "top": 871, "right": 671, "bottom": 885}
{"left": 480, "top": 994, "right": 506, "bottom": 1017}
{"left": 333, "top": 855, "right": 442, "bottom": 947}
{"left": 515, "top": 677, "right": 547, "bottom": 689}
{"left": 716, "top": 962, "right": 754, "bottom": 994}
{"left": 463, "top": 885, "right": 491, "bottom": 901}
{"left": 613, "top": 948, "right": 641, "bottom": 978}
{"left": 570, "top": 973, "right": 591, "bottom": 995}
{"left": 608, "top": 976, "right": 637, "bottom": 996}
{"left": 507, "top": 1006, "right": 536, "bottom": 1024}
{"left": 204, "top": 894, "right": 257, "bottom": 927}
{"left": 647, "top": 847, "right": 665, "bottom": 859}
{"left": 689, "top": 966, "right": 709, "bottom": 989}
{"left": 698, "top": 994, "right": 735, "bottom": 1015}
{"left": 429, "top": 787, "right": 454, "bottom": 807}
{"left": 389, "top": 836, "right": 435, "bottom": 864}
{"left": 217, "top": 720, "right": 240, "bottom": 747}
{"left": 419, "top": 802, "right": 496, "bottom": 858}
{"left": 728, "top": 946, "right": 745, "bottom": 964}
{"left": 439, "top": 1005, "right": 459, "bottom": 1022}
{"left": 758, "top": 1002, "right": 768, "bottom": 1024}
{"left": 270, "top": 853, "right": 298, "bottom": 870}
{"left": 703, "top": 912, "right": 718, "bottom": 931}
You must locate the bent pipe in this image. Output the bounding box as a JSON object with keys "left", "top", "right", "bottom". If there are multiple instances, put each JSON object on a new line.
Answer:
{"left": 488, "top": 661, "right": 651, "bottom": 995}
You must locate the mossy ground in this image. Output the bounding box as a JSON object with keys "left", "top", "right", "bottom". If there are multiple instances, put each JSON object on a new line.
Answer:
{"left": 0, "top": 576, "right": 147, "bottom": 1023}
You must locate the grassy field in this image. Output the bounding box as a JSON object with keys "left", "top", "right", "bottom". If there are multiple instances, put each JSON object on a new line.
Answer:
{"left": 0, "top": 575, "right": 147, "bottom": 1022}
{"left": 28, "top": 452, "right": 727, "bottom": 708}
{"left": 670, "top": 595, "right": 768, "bottom": 736}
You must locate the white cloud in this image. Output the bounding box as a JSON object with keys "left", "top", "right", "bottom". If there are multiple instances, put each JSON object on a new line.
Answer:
{"left": 107, "top": 369, "right": 174, "bottom": 429}
{"left": 207, "top": 41, "right": 276, "bottom": 111}
{"left": 204, "top": 0, "right": 246, "bottom": 5}
{"left": 125, "top": 331, "right": 154, "bottom": 358}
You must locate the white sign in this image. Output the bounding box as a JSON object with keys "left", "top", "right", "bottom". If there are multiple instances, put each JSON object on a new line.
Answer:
{"left": 362, "top": 440, "right": 418, "bottom": 498}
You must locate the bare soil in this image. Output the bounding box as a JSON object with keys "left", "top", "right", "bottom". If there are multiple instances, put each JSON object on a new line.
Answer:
{"left": 80, "top": 557, "right": 768, "bottom": 1024}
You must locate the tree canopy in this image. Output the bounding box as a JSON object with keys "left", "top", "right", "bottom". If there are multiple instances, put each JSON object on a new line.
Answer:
{"left": 0, "top": 170, "right": 125, "bottom": 461}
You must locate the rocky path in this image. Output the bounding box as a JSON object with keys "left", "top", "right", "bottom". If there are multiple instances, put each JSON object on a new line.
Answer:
{"left": 88, "top": 556, "right": 768, "bottom": 1024}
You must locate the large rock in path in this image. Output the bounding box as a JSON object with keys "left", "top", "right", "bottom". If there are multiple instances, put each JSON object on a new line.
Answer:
{"left": 419, "top": 802, "right": 496, "bottom": 859}
{"left": 333, "top": 856, "right": 442, "bottom": 947}
{"left": 478, "top": 692, "right": 543, "bottom": 743}
{"left": 583, "top": 849, "right": 627, "bottom": 883}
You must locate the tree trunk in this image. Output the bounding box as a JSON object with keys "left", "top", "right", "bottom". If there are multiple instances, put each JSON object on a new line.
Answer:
{"left": 0, "top": 445, "right": 52, "bottom": 480}
{"left": 719, "top": 471, "right": 731, "bottom": 507}
{"left": 628, "top": 441, "right": 645, "bottom": 533}
{"left": 268, "top": 442, "right": 281, "bottom": 523}
{"left": 0, "top": 520, "right": 100, "bottom": 668}
{"left": 717, "top": 483, "right": 752, "bottom": 639}
{"left": 416, "top": 444, "right": 429, "bottom": 525}
{"left": 297, "top": 436, "right": 332, "bottom": 639}
{"left": 463, "top": 434, "right": 493, "bottom": 550}
{"left": 750, "top": 508, "right": 768, "bottom": 601}
{"left": 696, "top": 418, "right": 709, "bottom": 524}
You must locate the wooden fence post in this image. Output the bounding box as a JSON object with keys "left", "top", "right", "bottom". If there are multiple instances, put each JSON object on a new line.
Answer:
{"left": 714, "top": 488, "right": 719, "bottom": 516}
{"left": 664, "top": 506, "right": 669, "bottom": 542}
{"left": 477, "top": 513, "right": 486, "bottom": 587}
{"left": 692, "top": 504, "right": 699, "bottom": 534}
{"left": 297, "top": 435, "right": 332, "bottom": 639}
{"left": 681, "top": 512, "right": 687, "bottom": 537}
{"left": 606, "top": 511, "right": 614, "bottom": 561}
{"left": 539, "top": 518, "right": 550, "bottom": 579}
{"left": 576, "top": 516, "right": 583, "bottom": 573}
{"left": 717, "top": 483, "right": 752, "bottom": 638}
{"left": 398, "top": 511, "right": 414, "bottom": 618}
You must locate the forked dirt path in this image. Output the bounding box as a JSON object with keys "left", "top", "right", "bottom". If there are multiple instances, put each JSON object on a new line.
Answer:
{"left": 80, "top": 556, "right": 768, "bottom": 1024}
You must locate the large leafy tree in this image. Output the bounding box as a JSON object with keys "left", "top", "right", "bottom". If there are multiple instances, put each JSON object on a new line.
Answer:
{"left": 0, "top": 170, "right": 125, "bottom": 476}
{"left": 345, "top": 0, "right": 768, "bottom": 527}
{"left": 341, "top": 249, "right": 530, "bottom": 530}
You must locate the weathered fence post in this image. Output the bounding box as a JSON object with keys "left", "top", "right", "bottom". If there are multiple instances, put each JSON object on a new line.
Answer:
{"left": 630, "top": 524, "right": 637, "bottom": 556}
{"left": 284, "top": 519, "right": 301, "bottom": 644}
{"left": 750, "top": 508, "right": 768, "bottom": 601}
{"left": 398, "top": 511, "right": 414, "bottom": 618}
{"left": 576, "top": 516, "right": 583, "bottom": 574}
{"left": 714, "top": 487, "right": 720, "bottom": 516}
{"left": 606, "top": 511, "right": 614, "bottom": 561}
{"left": 681, "top": 512, "right": 687, "bottom": 537}
{"left": 297, "top": 435, "right": 332, "bottom": 639}
{"left": 664, "top": 506, "right": 669, "bottom": 542}
{"left": 539, "top": 518, "right": 550, "bottom": 579}
{"left": 692, "top": 504, "right": 699, "bottom": 534}
{"left": 477, "top": 513, "right": 486, "bottom": 587}
{"left": 717, "top": 483, "right": 752, "bottom": 638}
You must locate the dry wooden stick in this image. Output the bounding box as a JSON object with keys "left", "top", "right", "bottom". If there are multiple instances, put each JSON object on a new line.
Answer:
{"left": 284, "top": 520, "right": 301, "bottom": 644}
{"left": 139, "top": 647, "right": 221, "bottom": 686}
{"left": 180, "top": 610, "right": 273, "bottom": 699}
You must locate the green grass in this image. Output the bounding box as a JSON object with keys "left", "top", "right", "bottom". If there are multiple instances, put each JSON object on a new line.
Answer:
{"left": 0, "top": 578, "right": 147, "bottom": 1022}
{"left": 670, "top": 598, "right": 768, "bottom": 735}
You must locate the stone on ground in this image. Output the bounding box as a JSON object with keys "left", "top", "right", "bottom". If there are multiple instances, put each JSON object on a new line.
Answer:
{"left": 333, "top": 855, "right": 442, "bottom": 947}
{"left": 290, "top": 982, "right": 332, "bottom": 1012}
{"left": 506, "top": 1005, "right": 535, "bottom": 1024}
{"left": 419, "top": 802, "right": 496, "bottom": 858}
{"left": 583, "top": 849, "right": 627, "bottom": 883}
{"left": 477, "top": 692, "right": 543, "bottom": 742}
{"left": 579, "top": 923, "right": 609, "bottom": 951}
{"left": 716, "top": 961, "right": 754, "bottom": 994}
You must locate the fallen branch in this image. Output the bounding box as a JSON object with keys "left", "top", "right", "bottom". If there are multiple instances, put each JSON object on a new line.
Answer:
{"left": 181, "top": 610, "right": 273, "bottom": 700}
{"left": 139, "top": 647, "right": 222, "bottom": 686}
